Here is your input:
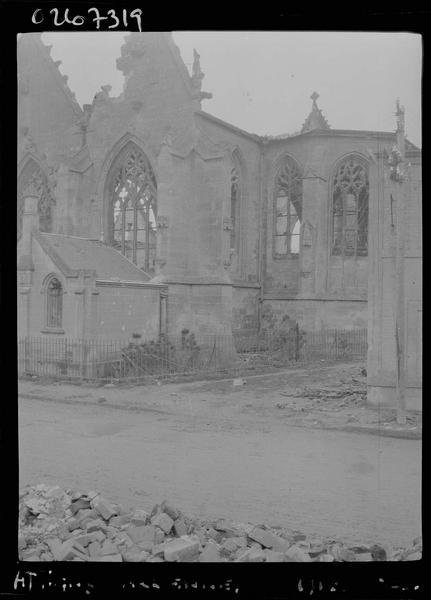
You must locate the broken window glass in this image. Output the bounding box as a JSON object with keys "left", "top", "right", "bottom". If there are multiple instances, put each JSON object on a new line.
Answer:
{"left": 108, "top": 144, "right": 157, "bottom": 273}
{"left": 331, "top": 157, "right": 368, "bottom": 258}
{"left": 274, "top": 158, "right": 303, "bottom": 257}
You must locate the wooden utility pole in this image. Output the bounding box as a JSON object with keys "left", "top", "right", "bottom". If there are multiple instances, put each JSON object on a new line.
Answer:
{"left": 393, "top": 99, "right": 407, "bottom": 425}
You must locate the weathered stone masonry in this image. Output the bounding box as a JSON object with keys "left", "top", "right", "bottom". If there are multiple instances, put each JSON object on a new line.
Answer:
{"left": 17, "top": 32, "right": 422, "bottom": 402}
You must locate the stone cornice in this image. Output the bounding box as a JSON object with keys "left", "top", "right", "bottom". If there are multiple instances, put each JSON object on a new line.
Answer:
{"left": 95, "top": 280, "right": 168, "bottom": 290}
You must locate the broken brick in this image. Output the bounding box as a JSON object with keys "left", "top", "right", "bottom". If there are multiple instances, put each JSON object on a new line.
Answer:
{"left": 237, "top": 547, "right": 266, "bottom": 562}
{"left": 137, "top": 541, "right": 154, "bottom": 553}
{"left": 110, "top": 514, "right": 132, "bottom": 527}
{"left": 100, "top": 540, "right": 119, "bottom": 556}
{"left": 161, "top": 501, "right": 181, "bottom": 521}
{"left": 318, "top": 554, "right": 335, "bottom": 562}
{"left": 71, "top": 533, "right": 94, "bottom": 547}
{"left": 76, "top": 508, "right": 98, "bottom": 521}
{"left": 206, "top": 528, "right": 224, "bottom": 543}
{"left": 126, "top": 525, "right": 156, "bottom": 545}
{"left": 85, "top": 518, "right": 106, "bottom": 532}
{"left": 92, "top": 497, "right": 117, "bottom": 521}
{"left": 70, "top": 498, "right": 91, "bottom": 515}
{"left": 370, "top": 544, "right": 387, "bottom": 561}
{"left": 264, "top": 549, "right": 285, "bottom": 562}
{"left": 173, "top": 518, "right": 187, "bottom": 537}
{"left": 88, "top": 541, "right": 101, "bottom": 557}
{"left": 151, "top": 512, "right": 174, "bottom": 534}
{"left": 151, "top": 543, "right": 166, "bottom": 556}
{"left": 284, "top": 545, "right": 312, "bottom": 562}
{"left": 199, "top": 541, "right": 222, "bottom": 562}
{"left": 248, "top": 527, "right": 291, "bottom": 552}
{"left": 164, "top": 536, "right": 200, "bottom": 562}
{"left": 123, "top": 550, "right": 149, "bottom": 562}
{"left": 67, "top": 518, "right": 81, "bottom": 532}
{"left": 154, "top": 528, "right": 165, "bottom": 544}
{"left": 91, "top": 530, "right": 106, "bottom": 543}
{"left": 131, "top": 509, "right": 149, "bottom": 524}
{"left": 222, "top": 538, "right": 239, "bottom": 553}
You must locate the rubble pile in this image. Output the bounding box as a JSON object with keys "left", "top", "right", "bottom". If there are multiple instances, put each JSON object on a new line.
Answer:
{"left": 19, "top": 484, "right": 422, "bottom": 562}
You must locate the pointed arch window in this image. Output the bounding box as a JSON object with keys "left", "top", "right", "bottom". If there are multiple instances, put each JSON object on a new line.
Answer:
{"left": 230, "top": 165, "right": 240, "bottom": 251}
{"left": 273, "top": 157, "right": 303, "bottom": 257}
{"left": 108, "top": 144, "right": 157, "bottom": 273}
{"left": 45, "top": 277, "right": 63, "bottom": 329}
{"left": 331, "top": 157, "right": 369, "bottom": 257}
{"left": 17, "top": 160, "right": 54, "bottom": 239}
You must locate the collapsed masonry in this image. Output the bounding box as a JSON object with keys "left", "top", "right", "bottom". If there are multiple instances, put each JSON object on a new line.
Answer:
{"left": 19, "top": 484, "right": 422, "bottom": 563}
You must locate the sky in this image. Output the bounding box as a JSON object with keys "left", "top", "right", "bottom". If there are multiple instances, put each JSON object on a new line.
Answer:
{"left": 41, "top": 31, "right": 422, "bottom": 147}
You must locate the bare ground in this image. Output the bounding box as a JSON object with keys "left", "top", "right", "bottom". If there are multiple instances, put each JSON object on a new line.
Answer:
{"left": 19, "top": 362, "right": 421, "bottom": 436}
{"left": 18, "top": 362, "right": 422, "bottom": 548}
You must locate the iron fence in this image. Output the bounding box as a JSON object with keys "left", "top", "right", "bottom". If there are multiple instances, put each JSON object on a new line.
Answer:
{"left": 18, "top": 328, "right": 367, "bottom": 383}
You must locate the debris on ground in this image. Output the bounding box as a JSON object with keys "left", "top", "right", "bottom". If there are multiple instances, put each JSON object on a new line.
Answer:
{"left": 273, "top": 367, "right": 421, "bottom": 434}
{"left": 18, "top": 484, "right": 422, "bottom": 562}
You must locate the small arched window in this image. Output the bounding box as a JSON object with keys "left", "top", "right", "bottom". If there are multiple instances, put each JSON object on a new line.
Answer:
{"left": 273, "top": 157, "right": 303, "bottom": 257}
{"left": 108, "top": 143, "right": 157, "bottom": 273}
{"left": 230, "top": 165, "right": 240, "bottom": 251}
{"left": 331, "top": 156, "right": 369, "bottom": 257}
{"left": 46, "top": 277, "right": 63, "bottom": 329}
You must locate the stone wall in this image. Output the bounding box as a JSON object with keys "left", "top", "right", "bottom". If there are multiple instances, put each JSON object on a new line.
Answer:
{"left": 367, "top": 152, "right": 422, "bottom": 410}
{"left": 90, "top": 283, "right": 163, "bottom": 341}
{"left": 261, "top": 299, "right": 367, "bottom": 332}
{"left": 18, "top": 238, "right": 83, "bottom": 338}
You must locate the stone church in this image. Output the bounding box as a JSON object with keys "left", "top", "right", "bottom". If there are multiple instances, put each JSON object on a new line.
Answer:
{"left": 17, "top": 32, "right": 422, "bottom": 406}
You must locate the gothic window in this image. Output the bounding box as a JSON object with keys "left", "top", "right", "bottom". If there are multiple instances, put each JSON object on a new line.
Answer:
{"left": 46, "top": 277, "right": 63, "bottom": 329}
{"left": 273, "top": 157, "right": 303, "bottom": 257}
{"left": 17, "top": 160, "right": 54, "bottom": 239}
{"left": 230, "top": 165, "right": 240, "bottom": 251}
{"left": 108, "top": 144, "right": 157, "bottom": 274}
{"left": 331, "top": 157, "right": 369, "bottom": 257}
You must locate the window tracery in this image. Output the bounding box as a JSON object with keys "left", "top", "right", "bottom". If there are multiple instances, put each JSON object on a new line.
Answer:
{"left": 108, "top": 144, "right": 157, "bottom": 273}
{"left": 331, "top": 157, "right": 368, "bottom": 257}
{"left": 273, "top": 157, "right": 303, "bottom": 256}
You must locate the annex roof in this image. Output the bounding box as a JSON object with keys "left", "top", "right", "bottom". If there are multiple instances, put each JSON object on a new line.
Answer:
{"left": 35, "top": 232, "right": 151, "bottom": 282}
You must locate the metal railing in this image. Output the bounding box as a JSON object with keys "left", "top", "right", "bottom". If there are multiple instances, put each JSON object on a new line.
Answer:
{"left": 17, "top": 328, "right": 367, "bottom": 383}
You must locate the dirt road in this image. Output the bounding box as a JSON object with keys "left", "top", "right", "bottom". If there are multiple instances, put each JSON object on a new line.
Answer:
{"left": 19, "top": 392, "right": 421, "bottom": 548}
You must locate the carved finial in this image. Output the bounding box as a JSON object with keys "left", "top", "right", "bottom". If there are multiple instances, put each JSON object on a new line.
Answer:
{"left": 301, "top": 92, "right": 330, "bottom": 133}
{"left": 192, "top": 49, "right": 202, "bottom": 77}
{"left": 190, "top": 48, "right": 212, "bottom": 107}
{"left": 311, "top": 91, "right": 319, "bottom": 105}
{"left": 191, "top": 48, "right": 204, "bottom": 91}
